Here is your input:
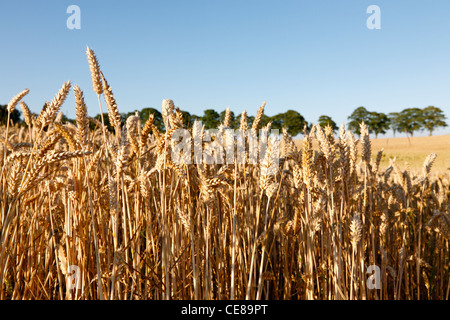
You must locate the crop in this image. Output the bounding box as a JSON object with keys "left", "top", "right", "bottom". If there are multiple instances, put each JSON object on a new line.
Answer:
{"left": 0, "top": 48, "right": 448, "bottom": 300}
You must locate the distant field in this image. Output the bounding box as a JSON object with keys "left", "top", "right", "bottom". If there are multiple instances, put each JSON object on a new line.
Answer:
{"left": 296, "top": 134, "right": 450, "bottom": 174}
{"left": 370, "top": 134, "right": 450, "bottom": 173}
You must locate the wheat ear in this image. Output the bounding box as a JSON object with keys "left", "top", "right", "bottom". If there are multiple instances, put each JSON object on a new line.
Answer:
{"left": 40, "top": 81, "right": 71, "bottom": 128}
{"left": 74, "top": 85, "right": 90, "bottom": 148}
{"left": 86, "top": 46, "right": 103, "bottom": 95}
{"left": 7, "top": 88, "right": 29, "bottom": 114}
{"left": 223, "top": 107, "right": 232, "bottom": 128}
{"left": 100, "top": 72, "right": 122, "bottom": 131}
{"left": 20, "top": 101, "right": 32, "bottom": 127}
{"left": 251, "top": 101, "right": 266, "bottom": 135}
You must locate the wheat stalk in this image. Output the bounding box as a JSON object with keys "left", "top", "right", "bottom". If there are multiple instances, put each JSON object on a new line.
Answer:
{"left": 1, "top": 47, "right": 448, "bottom": 301}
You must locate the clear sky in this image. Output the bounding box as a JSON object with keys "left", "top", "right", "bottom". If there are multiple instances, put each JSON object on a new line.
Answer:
{"left": 1, "top": 0, "right": 450, "bottom": 136}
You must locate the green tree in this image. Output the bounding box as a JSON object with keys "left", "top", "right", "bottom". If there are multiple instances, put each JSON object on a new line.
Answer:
{"left": 180, "top": 110, "right": 194, "bottom": 128}
{"left": 421, "top": 106, "right": 447, "bottom": 136}
{"left": 61, "top": 113, "right": 76, "bottom": 125}
{"left": 318, "top": 115, "right": 338, "bottom": 133}
{"left": 261, "top": 114, "right": 280, "bottom": 130}
{"left": 0, "top": 104, "right": 22, "bottom": 125}
{"left": 140, "top": 107, "right": 164, "bottom": 132}
{"left": 201, "top": 109, "right": 220, "bottom": 129}
{"left": 235, "top": 113, "right": 254, "bottom": 130}
{"left": 368, "top": 112, "right": 390, "bottom": 139}
{"left": 397, "top": 108, "right": 424, "bottom": 137}
{"left": 260, "top": 114, "right": 281, "bottom": 131}
{"left": 347, "top": 106, "right": 370, "bottom": 136}
{"left": 388, "top": 112, "right": 401, "bottom": 137}
{"left": 273, "top": 110, "right": 307, "bottom": 137}
{"left": 122, "top": 110, "right": 139, "bottom": 122}
{"left": 92, "top": 113, "right": 114, "bottom": 131}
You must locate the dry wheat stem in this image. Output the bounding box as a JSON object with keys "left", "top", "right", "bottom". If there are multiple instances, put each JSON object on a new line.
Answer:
{"left": 1, "top": 48, "right": 448, "bottom": 301}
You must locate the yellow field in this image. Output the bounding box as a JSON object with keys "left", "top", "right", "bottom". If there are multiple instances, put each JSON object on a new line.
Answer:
{"left": 371, "top": 134, "right": 450, "bottom": 173}
{"left": 296, "top": 134, "right": 450, "bottom": 174}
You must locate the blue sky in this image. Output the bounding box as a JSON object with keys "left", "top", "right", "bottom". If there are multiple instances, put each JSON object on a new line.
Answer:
{"left": 1, "top": 0, "right": 450, "bottom": 136}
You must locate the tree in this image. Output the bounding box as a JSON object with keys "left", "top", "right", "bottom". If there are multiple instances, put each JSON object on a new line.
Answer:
{"left": 180, "top": 110, "right": 194, "bottom": 128}
{"left": 263, "top": 114, "right": 282, "bottom": 131}
{"left": 318, "top": 115, "right": 337, "bottom": 133}
{"left": 274, "top": 110, "right": 307, "bottom": 137}
{"left": 397, "top": 108, "right": 424, "bottom": 137}
{"left": 261, "top": 114, "right": 281, "bottom": 130}
{"left": 140, "top": 107, "right": 164, "bottom": 132}
{"left": 421, "top": 106, "right": 447, "bottom": 136}
{"left": 235, "top": 113, "right": 254, "bottom": 130}
{"left": 61, "top": 113, "right": 76, "bottom": 125}
{"left": 347, "top": 106, "right": 370, "bottom": 136}
{"left": 246, "top": 115, "right": 256, "bottom": 129}
{"left": 122, "top": 110, "right": 139, "bottom": 123}
{"left": 0, "top": 104, "right": 22, "bottom": 125}
{"left": 367, "top": 112, "right": 390, "bottom": 139}
{"left": 201, "top": 109, "right": 220, "bottom": 129}
{"left": 388, "top": 112, "right": 401, "bottom": 137}
{"left": 92, "top": 113, "right": 114, "bottom": 131}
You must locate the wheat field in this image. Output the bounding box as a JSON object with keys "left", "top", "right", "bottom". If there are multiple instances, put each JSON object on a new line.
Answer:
{"left": 0, "top": 48, "right": 449, "bottom": 300}
{"left": 371, "top": 135, "right": 450, "bottom": 173}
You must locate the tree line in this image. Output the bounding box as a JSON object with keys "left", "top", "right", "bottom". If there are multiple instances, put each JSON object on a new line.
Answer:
{"left": 0, "top": 103, "right": 447, "bottom": 138}
{"left": 347, "top": 106, "right": 448, "bottom": 138}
